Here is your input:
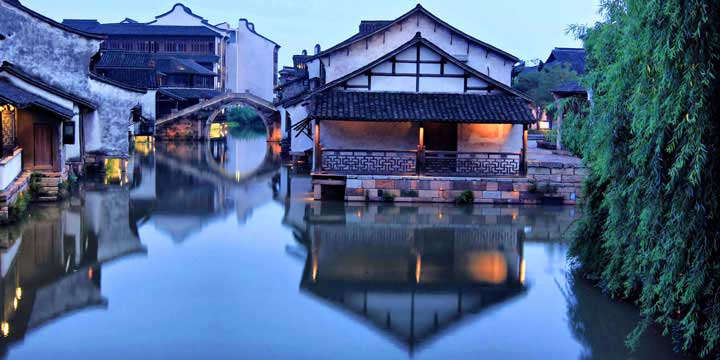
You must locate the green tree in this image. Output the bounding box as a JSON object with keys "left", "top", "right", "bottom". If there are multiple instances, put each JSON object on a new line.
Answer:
{"left": 570, "top": 0, "right": 720, "bottom": 357}
{"left": 225, "top": 107, "right": 266, "bottom": 138}
{"left": 513, "top": 63, "right": 579, "bottom": 113}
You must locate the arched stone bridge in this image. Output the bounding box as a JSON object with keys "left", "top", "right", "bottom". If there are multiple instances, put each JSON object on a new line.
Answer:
{"left": 154, "top": 92, "right": 281, "bottom": 142}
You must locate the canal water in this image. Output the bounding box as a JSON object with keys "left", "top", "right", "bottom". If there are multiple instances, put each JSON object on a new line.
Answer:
{"left": 0, "top": 134, "right": 686, "bottom": 359}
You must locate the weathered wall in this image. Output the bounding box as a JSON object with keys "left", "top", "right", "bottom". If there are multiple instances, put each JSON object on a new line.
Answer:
{"left": 0, "top": 1, "right": 149, "bottom": 158}
{"left": 457, "top": 124, "right": 523, "bottom": 153}
{"left": 309, "top": 12, "right": 514, "bottom": 85}
{"left": 320, "top": 121, "right": 419, "bottom": 151}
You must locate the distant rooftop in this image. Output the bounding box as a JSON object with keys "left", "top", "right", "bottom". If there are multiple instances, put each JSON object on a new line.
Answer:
{"left": 61, "top": 20, "right": 221, "bottom": 37}
{"left": 545, "top": 47, "right": 586, "bottom": 74}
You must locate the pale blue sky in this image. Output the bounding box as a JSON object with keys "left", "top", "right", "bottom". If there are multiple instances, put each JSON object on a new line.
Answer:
{"left": 23, "top": 0, "right": 601, "bottom": 66}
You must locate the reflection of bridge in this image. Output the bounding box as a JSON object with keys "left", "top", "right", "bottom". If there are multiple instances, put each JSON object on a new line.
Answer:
{"left": 154, "top": 92, "right": 280, "bottom": 141}
{"left": 129, "top": 140, "right": 281, "bottom": 242}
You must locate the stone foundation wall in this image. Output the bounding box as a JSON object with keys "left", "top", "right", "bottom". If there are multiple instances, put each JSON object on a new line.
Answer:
{"left": 0, "top": 171, "right": 31, "bottom": 223}
{"left": 155, "top": 120, "right": 206, "bottom": 141}
{"left": 32, "top": 168, "right": 69, "bottom": 202}
{"left": 314, "top": 160, "right": 587, "bottom": 205}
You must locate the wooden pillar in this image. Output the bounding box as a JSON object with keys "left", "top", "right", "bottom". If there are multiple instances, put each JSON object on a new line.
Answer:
{"left": 417, "top": 125, "right": 425, "bottom": 176}
{"left": 521, "top": 124, "right": 528, "bottom": 176}
{"left": 313, "top": 120, "right": 321, "bottom": 172}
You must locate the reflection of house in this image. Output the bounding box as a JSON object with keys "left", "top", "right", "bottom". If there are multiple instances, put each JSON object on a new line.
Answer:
{"left": 0, "top": 189, "right": 145, "bottom": 350}
{"left": 0, "top": 1, "right": 153, "bottom": 221}
{"left": 295, "top": 202, "right": 526, "bottom": 353}
{"left": 63, "top": 3, "right": 279, "bottom": 118}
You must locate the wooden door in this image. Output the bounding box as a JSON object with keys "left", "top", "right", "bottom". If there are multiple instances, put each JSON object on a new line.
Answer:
{"left": 424, "top": 123, "right": 457, "bottom": 151}
{"left": 33, "top": 123, "right": 54, "bottom": 169}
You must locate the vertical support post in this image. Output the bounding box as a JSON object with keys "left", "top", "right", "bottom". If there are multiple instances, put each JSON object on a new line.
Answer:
{"left": 521, "top": 124, "right": 528, "bottom": 176}
{"left": 313, "top": 120, "right": 321, "bottom": 172}
{"left": 417, "top": 125, "right": 425, "bottom": 176}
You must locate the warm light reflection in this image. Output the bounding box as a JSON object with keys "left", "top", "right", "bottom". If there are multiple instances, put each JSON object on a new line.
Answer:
{"left": 88, "top": 267, "right": 94, "bottom": 279}
{"left": 134, "top": 137, "right": 154, "bottom": 155}
{"left": 357, "top": 210, "right": 362, "bottom": 218}
{"left": 15, "top": 287, "right": 21, "bottom": 300}
{"left": 520, "top": 260, "right": 526, "bottom": 285}
{"left": 104, "top": 158, "right": 126, "bottom": 184}
{"left": 437, "top": 212, "right": 443, "bottom": 220}
{"left": 1, "top": 322, "right": 9, "bottom": 337}
{"left": 415, "top": 254, "right": 422, "bottom": 284}
{"left": 209, "top": 122, "right": 227, "bottom": 139}
{"left": 0, "top": 104, "right": 16, "bottom": 112}
{"left": 13, "top": 298, "right": 17, "bottom": 310}
{"left": 467, "top": 252, "right": 508, "bottom": 284}
{"left": 312, "top": 257, "right": 318, "bottom": 282}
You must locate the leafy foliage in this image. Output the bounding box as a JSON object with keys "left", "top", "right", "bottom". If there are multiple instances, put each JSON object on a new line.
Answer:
{"left": 454, "top": 190, "right": 474, "bottom": 205}
{"left": 547, "top": 97, "right": 592, "bottom": 157}
{"left": 225, "top": 107, "right": 266, "bottom": 139}
{"left": 569, "top": 0, "right": 720, "bottom": 356}
{"left": 513, "top": 63, "right": 580, "bottom": 115}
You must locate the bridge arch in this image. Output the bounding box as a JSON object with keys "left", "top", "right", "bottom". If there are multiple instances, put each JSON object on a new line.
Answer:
{"left": 154, "top": 92, "right": 280, "bottom": 142}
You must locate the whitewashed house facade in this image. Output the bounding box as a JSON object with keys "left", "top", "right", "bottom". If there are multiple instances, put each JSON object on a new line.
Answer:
{"left": 277, "top": 5, "right": 536, "bottom": 202}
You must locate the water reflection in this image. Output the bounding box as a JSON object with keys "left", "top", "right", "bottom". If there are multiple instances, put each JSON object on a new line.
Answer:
{"left": 295, "top": 203, "right": 529, "bottom": 354}
{"left": 0, "top": 134, "right": 686, "bottom": 359}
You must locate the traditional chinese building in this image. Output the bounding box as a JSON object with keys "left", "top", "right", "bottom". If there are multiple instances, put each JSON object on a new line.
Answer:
{"left": 277, "top": 5, "right": 538, "bottom": 203}
{"left": 0, "top": 0, "right": 153, "bottom": 221}
{"left": 63, "top": 3, "right": 279, "bottom": 118}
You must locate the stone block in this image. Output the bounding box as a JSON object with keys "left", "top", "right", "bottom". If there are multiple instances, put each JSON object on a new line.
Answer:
{"left": 501, "top": 191, "right": 520, "bottom": 200}
{"left": 498, "top": 182, "right": 514, "bottom": 191}
{"left": 452, "top": 181, "right": 473, "bottom": 190}
{"left": 346, "top": 196, "right": 365, "bottom": 202}
{"left": 562, "top": 175, "right": 585, "bottom": 183}
{"left": 419, "top": 190, "right": 438, "bottom": 198}
{"left": 485, "top": 182, "right": 499, "bottom": 191}
{"left": 361, "top": 180, "right": 376, "bottom": 189}
{"left": 471, "top": 181, "right": 487, "bottom": 191}
{"left": 313, "top": 185, "right": 322, "bottom": 200}
{"left": 551, "top": 168, "right": 575, "bottom": 175}
{"left": 346, "top": 179, "right": 362, "bottom": 189}
{"left": 375, "top": 180, "right": 395, "bottom": 189}
{"left": 483, "top": 191, "right": 502, "bottom": 199}
{"left": 430, "top": 181, "right": 450, "bottom": 190}
{"left": 513, "top": 183, "right": 531, "bottom": 192}
{"left": 574, "top": 168, "right": 589, "bottom": 176}
{"left": 345, "top": 188, "right": 364, "bottom": 196}
{"left": 528, "top": 167, "right": 550, "bottom": 175}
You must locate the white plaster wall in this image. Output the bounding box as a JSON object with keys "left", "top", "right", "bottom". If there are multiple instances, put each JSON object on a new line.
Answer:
{"left": 82, "top": 110, "right": 101, "bottom": 155}
{"left": 314, "top": 13, "right": 514, "bottom": 85}
{"left": 320, "top": 121, "right": 419, "bottom": 151}
{"left": 226, "top": 41, "right": 239, "bottom": 92}
{"left": 457, "top": 124, "right": 523, "bottom": 153}
{"left": 0, "top": 150, "right": 22, "bottom": 190}
{"left": 287, "top": 104, "right": 313, "bottom": 153}
{"left": 150, "top": 6, "right": 203, "bottom": 26}
{"left": 0, "top": 2, "right": 148, "bottom": 158}
{"left": 64, "top": 106, "right": 81, "bottom": 161}
{"left": 233, "top": 20, "right": 277, "bottom": 101}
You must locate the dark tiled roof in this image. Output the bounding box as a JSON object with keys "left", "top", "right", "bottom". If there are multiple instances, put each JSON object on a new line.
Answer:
{"left": 96, "top": 68, "right": 158, "bottom": 89}
{"left": 159, "top": 53, "right": 220, "bottom": 64}
{"left": 5, "top": 3, "right": 105, "bottom": 40}
{"left": 359, "top": 20, "right": 393, "bottom": 34}
{"left": 0, "top": 62, "right": 97, "bottom": 109}
{"left": 61, "top": 21, "right": 220, "bottom": 37}
{"left": 158, "top": 88, "right": 221, "bottom": 101}
{"left": 552, "top": 81, "right": 586, "bottom": 95}
{"left": 545, "top": 48, "right": 586, "bottom": 74}
{"left": 155, "top": 57, "right": 216, "bottom": 76}
{"left": 96, "top": 51, "right": 154, "bottom": 69}
{"left": 312, "top": 92, "right": 535, "bottom": 124}
{"left": 0, "top": 79, "right": 74, "bottom": 119}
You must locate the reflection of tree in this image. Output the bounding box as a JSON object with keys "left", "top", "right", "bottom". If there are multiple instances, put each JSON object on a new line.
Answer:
{"left": 562, "top": 273, "right": 682, "bottom": 360}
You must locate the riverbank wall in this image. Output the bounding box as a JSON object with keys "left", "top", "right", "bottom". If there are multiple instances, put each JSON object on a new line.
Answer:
{"left": 313, "top": 159, "right": 587, "bottom": 205}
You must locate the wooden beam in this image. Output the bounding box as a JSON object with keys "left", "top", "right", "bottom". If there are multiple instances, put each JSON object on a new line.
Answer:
{"left": 521, "top": 124, "right": 528, "bottom": 176}
{"left": 314, "top": 121, "right": 321, "bottom": 172}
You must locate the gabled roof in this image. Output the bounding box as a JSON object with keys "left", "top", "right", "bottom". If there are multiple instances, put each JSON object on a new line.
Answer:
{"left": 309, "top": 33, "right": 533, "bottom": 102}
{"left": 0, "top": 62, "right": 97, "bottom": 109}
{"left": 545, "top": 47, "right": 586, "bottom": 74}
{"left": 88, "top": 72, "right": 148, "bottom": 93}
{"left": 0, "top": 78, "right": 74, "bottom": 119}
{"left": 4, "top": 1, "right": 106, "bottom": 40}
{"left": 157, "top": 88, "right": 221, "bottom": 101}
{"left": 312, "top": 92, "right": 535, "bottom": 124}
{"left": 307, "top": 4, "right": 519, "bottom": 62}
{"left": 551, "top": 81, "right": 586, "bottom": 96}
{"left": 148, "top": 3, "right": 229, "bottom": 35}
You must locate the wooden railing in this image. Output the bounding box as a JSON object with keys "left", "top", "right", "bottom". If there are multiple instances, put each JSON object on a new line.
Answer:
{"left": 320, "top": 148, "right": 523, "bottom": 177}
{"left": 320, "top": 149, "right": 417, "bottom": 175}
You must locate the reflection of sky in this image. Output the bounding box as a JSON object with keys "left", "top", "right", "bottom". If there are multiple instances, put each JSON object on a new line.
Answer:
{"left": 223, "top": 135, "right": 268, "bottom": 176}
{"left": 3, "top": 153, "right": 683, "bottom": 360}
